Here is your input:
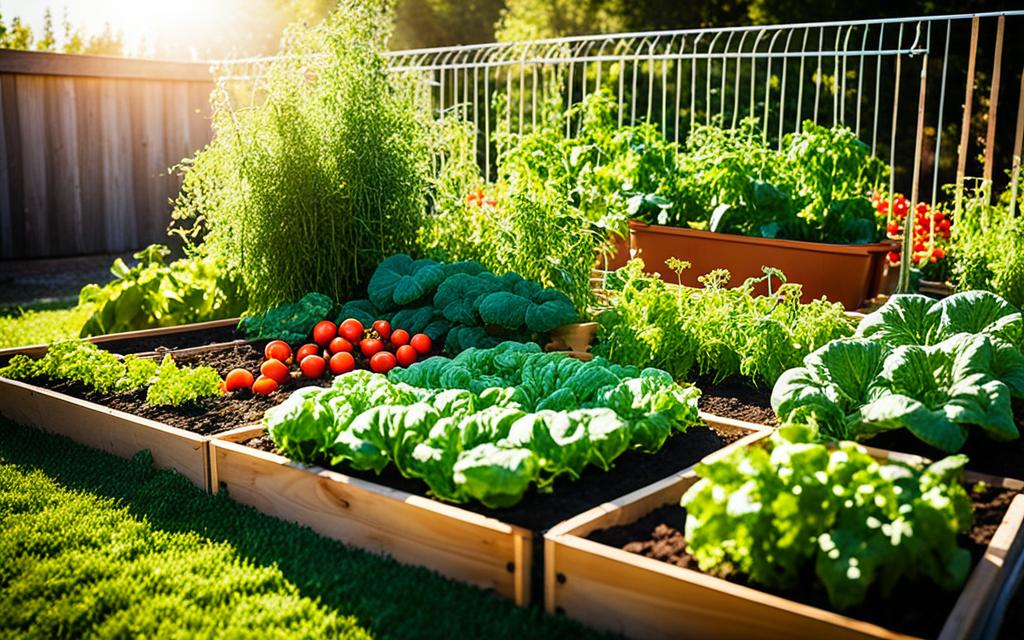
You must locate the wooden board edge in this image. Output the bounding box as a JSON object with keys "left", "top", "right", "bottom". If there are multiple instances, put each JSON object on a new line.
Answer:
{"left": 549, "top": 533, "right": 914, "bottom": 640}
{"left": 938, "top": 494, "right": 1024, "bottom": 640}
{"left": 698, "top": 410, "right": 774, "bottom": 435}
{"left": 0, "top": 317, "right": 241, "bottom": 359}
{"left": 547, "top": 429, "right": 772, "bottom": 539}
{"left": 208, "top": 430, "right": 533, "bottom": 539}
{"left": 514, "top": 530, "right": 533, "bottom": 606}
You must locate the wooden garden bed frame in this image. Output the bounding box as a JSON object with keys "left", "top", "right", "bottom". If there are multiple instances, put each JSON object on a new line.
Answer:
{"left": 208, "top": 414, "right": 766, "bottom": 606}
{"left": 544, "top": 431, "right": 1024, "bottom": 640}
{"left": 0, "top": 319, "right": 242, "bottom": 491}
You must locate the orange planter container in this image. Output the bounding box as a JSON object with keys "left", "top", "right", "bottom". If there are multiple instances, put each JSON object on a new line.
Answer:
{"left": 629, "top": 221, "right": 894, "bottom": 310}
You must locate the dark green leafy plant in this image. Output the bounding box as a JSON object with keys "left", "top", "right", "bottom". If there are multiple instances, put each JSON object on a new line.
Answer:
{"left": 145, "top": 355, "right": 223, "bottom": 407}
{"left": 77, "top": 245, "right": 246, "bottom": 337}
{"left": 172, "top": 2, "right": 430, "bottom": 312}
{"left": 266, "top": 342, "right": 700, "bottom": 508}
{"left": 682, "top": 424, "right": 973, "bottom": 610}
{"left": 772, "top": 292, "right": 1024, "bottom": 451}
{"left": 594, "top": 259, "right": 853, "bottom": 387}
{"left": 238, "top": 292, "right": 335, "bottom": 343}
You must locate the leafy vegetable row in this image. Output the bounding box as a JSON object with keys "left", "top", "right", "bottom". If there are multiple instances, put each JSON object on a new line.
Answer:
{"left": 240, "top": 255, "right": 579, "bottom": 354}
{"left": 0, "top": 341, "right": 222, "bottom": 407}
{"left": 594, "top": 260, "right": 853, "bottom": 387}
{"left": 772, "top": 291, "right": 1024, "bottom": 451}
{"left": 682, "top": 424, "right": 973, "bottom": 610}
{"left": 266, "top": 342, "right": 701, "bottom": 508}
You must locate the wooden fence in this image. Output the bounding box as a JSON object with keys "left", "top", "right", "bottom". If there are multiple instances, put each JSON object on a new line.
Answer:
{"left": 0, "top": 50, "right": 214, "bottom": 260}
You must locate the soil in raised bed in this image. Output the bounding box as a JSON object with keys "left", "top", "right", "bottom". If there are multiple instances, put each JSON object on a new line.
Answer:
{"left": 20, "top": 342, "right": 332, "bottom": 436}
{"left": 588, "top": 483, "right": 1019, "bottom": 639}
{"left": 864, "top": 397, "right": 1024, "bottom": 481}
{"left": 94, "top": 324, "right": 242, "bottom": 356}
{"left": 246, "top": 425, "right": 746, "bottom": 533}
{"left": 696, "top": 376, "right": 778, "bottom": 426}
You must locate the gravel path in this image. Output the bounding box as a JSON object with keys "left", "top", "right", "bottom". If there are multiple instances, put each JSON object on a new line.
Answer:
{"left": 0, "top": 253, "right": 132, "bottom": 308}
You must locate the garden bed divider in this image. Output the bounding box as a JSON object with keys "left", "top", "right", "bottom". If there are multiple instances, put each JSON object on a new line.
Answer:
{"left": 0, "top": 377, "right": 210, "bottom": 490}
{"left": 208, "top": 414, "right": 768, "bottom": 606}
{"left": 544, "top": 433, "right": 1024, "bottom": 640}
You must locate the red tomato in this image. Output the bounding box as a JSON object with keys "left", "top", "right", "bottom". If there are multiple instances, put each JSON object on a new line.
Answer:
{"left": 395, "top": 344, "right": 417, "bottom": 368}
{"left": 372, "top": 320, "right": 391, "bottom": 341}
{"left": 224, "top": 368, "right": 255, "bottom": 392}
{"left": 329, "top": 351, "right": 356, "bottom": 375}
{"left": 410, "top": 333, "right": 432, "bottom": 355}
{"left": 338, "top": 318, "right": 364, "bottom": 342}
{"left": 299, "top": 355, "right": 327, "bottom": 379}
{"left": 296, "top": 343, "right": 319, "bottom": 362}
{"left": 313, "top": 320, "right": 337, "bottom": 346}
{"left": 260, "top": 358, "right": 291, "bottom": 386}
{"left": 329, "top": 337, "right": 353, "bottom": 354}
{"left": 264, "top": 340, "right": 292, "bottom": 364}
{"left": 360, "top": 338, "right": 384, "bottom": 357}
{"left": 251, "top": 375, "right": 279, "bottom": 395}
{"left": 370, "top": 351, "right": 397, "bottom": 373}
{"left": 390, "top": 329, "right": 410, "bottom": 347}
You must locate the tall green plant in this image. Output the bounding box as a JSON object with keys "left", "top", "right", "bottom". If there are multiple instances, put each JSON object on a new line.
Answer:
{"left": 172, "top": 1, "right": 430, "bottom": 312}
{"left": 952, "top": 180, "right": 1024, "bottom": 307}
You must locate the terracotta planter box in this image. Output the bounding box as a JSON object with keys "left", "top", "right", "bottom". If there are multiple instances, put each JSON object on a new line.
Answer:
{"left": 629, "top": 221, "right": 893, "bottom": 310}
{"left": 0, "top": 319, "right": 243, "bottom": 491}
{"left": 209, "top": 414, "right": 766, "bottom": 606}
{"left": 545, "top": 431, "right": 1024, "bottom": 640}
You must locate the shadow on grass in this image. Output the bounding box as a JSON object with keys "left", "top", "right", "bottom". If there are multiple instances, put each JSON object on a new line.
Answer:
{"left": 0, "top": 419, "right": 609, "bottom": 640}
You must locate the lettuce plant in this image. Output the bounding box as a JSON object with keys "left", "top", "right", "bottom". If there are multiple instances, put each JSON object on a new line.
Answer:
{"left": 772, "top": 291, "right": 1024, "bottom": 451}
{"left": 682, "top": 424, "right": 973, "bottom": 610}
{"left": 265, "top": 344, "right": 701, "bottom": 508}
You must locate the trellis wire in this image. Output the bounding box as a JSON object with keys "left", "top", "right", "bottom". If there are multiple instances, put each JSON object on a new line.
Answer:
{"left": 214, "top": 11, "right": 1024, "bottom": 211}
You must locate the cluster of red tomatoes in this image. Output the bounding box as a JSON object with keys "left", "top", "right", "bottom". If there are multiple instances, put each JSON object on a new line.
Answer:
{"left": 223, "top": 318, "right": 433, "bottom": 396}
{"left": 465, "top": 187, "right": 497, "bottom": 208}
{"left": 872, "top": 192, "right": 950, "bottom": 267}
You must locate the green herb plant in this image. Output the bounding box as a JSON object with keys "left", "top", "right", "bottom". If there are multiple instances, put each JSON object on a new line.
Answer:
{"left": 146, "top": 356, "right": 223, "bottom": 407}
{"left": 952, "top": 179, "right": 1024, "bottom": 307}
{"left": 594, "top": 259, "right": 853, "bottom": 387}
{"left": 172, "top": 1, "right": 430, "bottom": 312}
{"left": 0, "top": 341, "right": 153, "bottom": 394}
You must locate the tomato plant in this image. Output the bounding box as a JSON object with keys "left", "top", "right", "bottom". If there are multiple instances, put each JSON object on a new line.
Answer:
{"left": 251, "top": 375, "right": 279, "bottom": 395}
{"left": 224, "top": 368, "right": 255, "bottom": 392}
{"left": 299, "top": 355, "right": 327, "bottom": 379}
{"left": 296, "top": 343, "right": 319, "bottom": 362}
{"left": 339, "top": 318, "right": 364, "bottom": 342}
{"left": 390, "top": 329, "right": 410, "bottom": 347}
{"left": 369, "top": 351, "right": 397, "bottom": 373}
{"left": 260, "top": 359, "right": 291, "bottom": 385}
{"left": 395, "top": 344, "right": 417, "bottom": 367}
{"left": 329, "top": 351, "right": 356, "bottom": 374}
{"left": 372, "top": 320, "right": 391, "bottom": 341}
{"left": 410, "top": 333, "right": 432, "bottom": 355}
{"left": 312, "top": 320, "right": 337, "bottom": 346}
{"left": 329, "top": 337, "right": 353, "bottom": 354}
{"left": 264, "top": 340, "right": 292, "bottom": 364}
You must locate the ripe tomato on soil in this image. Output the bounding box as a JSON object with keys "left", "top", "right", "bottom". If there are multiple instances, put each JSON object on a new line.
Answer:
{"left": 372, "top": 320, "right": 391, "bottom": 341}
{"left": 339, "top": 318, "right": 364, "bottom": 342}
{"left": 329, "top": 351, "right": 356, "bottom": 375}
{"left": 390, "top": 329, "right": 410, "bottom": 347}
{"left": 252, "top": 375, "right": 279, "bottom": 395}
{"left": 370, "top": 351, "right": 397, "bottom": 373}
{"left": 296, "top": 343, "right": 319, "bottom": 362}
{"left": 264, "top": 340, "right": 292, "bottom": 363}
{"left": 395, "top": 344, "right": 417, "bottom": 368}
{"left": 410, "top": 333, "right": 432, "bottom": 355}
{"left": 313, "top": 320, "right": 337, "bottom": 346}
{"left": 299, "top": 354, "right": 327, "bottom": 379}
{"left": 224, "top": 368, "right": 255, "bottom": 392}
{"left": 260, "top": 358, "right": 291, "bottom": 385}
{"left": 360, "top": 338, "right": 384, "bottom": 357}
{"left": 329, "top": 337, "right": 353, "bottom": 354}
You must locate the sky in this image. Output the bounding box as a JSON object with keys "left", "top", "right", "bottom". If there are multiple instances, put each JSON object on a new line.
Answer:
{"left": 0, "top": 0, "right": 240, "bottom": 58}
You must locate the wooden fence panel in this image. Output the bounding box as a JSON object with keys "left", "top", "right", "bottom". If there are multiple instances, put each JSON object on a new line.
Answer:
{"left": 0, "top": 50, "right": 213, "bottom": 259}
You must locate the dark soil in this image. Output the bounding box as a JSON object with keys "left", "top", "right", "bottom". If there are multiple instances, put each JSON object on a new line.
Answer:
{"left": 865, "top": 398, "right": 1024, "bottom": 481}
{"left": 697, "top": 377, "right": 777, "bottom": 426}
{"left": 589, "top": 484, "right": 1019, "bottom": 639}
{"left": 93, "top": 325, "right": 242, "bottom": 356}
{"left": 247, "top": 426, "right": 744, "bottom": 534}
{"left": 22, "top": 342, "right": 331, "bottom": 436}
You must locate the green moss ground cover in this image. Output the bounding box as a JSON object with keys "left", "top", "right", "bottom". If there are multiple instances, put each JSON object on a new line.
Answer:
{"left": 0, "top": 419, "right": 601, "bottom": 639}
{"left": 0, "top": 304, "right": 90, "bottom": 350}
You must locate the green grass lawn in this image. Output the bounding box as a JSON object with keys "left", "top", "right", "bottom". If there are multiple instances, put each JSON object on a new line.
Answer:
{"left": 0, "top": 305, "right": 90, "bottom": 349}
{"left": 0, "top": 419, "right": 603, "bottom": 639}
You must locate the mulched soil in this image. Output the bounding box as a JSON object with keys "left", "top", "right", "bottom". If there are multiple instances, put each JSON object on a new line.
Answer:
{"left": 864, "top": 398, "right": 1024, "bottom": 482}
{"left": 248, "top": 426, "right": 745, "bottom": 534}
{"left": 93, "top": 325, "right": 242, "bottom": 356}
{"left": 696, "top": 376, "right": 777, "bottom": 426}
{"left": 589, "top": 483, "right": 1021, "bottom": 639}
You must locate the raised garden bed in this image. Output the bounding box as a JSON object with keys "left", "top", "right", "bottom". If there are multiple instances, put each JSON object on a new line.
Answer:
{"left": 208, "top": 415, "right": 767, "bottom": 605}
{"left": 544, "top": 431, "right": 1024, "bottom": 639}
